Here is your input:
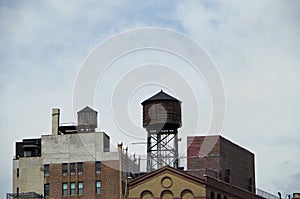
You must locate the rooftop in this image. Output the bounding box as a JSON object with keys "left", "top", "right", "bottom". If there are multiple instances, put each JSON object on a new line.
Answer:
{"left": 78, "top": 106, "right": 97, "bottom": 113}
{"left": 141, "top": 90, "right": 180, "bottom": 105}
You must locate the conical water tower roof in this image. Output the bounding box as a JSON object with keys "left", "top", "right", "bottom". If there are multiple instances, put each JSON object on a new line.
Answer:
{"left": 78, "top": 106, "right": 97, "bottom": 113}
{"left": 141, "top": 90, "right": 180, "bottom": 105}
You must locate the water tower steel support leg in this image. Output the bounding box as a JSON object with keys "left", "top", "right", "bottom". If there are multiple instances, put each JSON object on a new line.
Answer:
{"left": 174, "top": 133, "right": 179, "bottom": 169}
{"left": 157, "top": 132, "right": 162, "bottom": 168}
{"left": 147, "top": 133, "right": 152, "bottom": 172}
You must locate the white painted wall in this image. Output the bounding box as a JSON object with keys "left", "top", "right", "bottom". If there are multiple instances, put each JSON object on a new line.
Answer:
{"left": 42, "top": 132, "right": 119, "bottom": 164}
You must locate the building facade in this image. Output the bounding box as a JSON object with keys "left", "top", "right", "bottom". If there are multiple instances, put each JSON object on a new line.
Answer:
{"left": 187, "top": 135, "right": 256, "bottom": 193}
{"left": 12, "top": 107, "right": 139, "bottom": 199}
{"left": 127, "top": 166, "right": 264, "bottom": 199}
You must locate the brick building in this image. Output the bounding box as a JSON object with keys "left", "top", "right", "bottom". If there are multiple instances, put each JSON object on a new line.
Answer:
{"left": 12, "top": 107, "right": 139, "bottom": 199}
{"left": 187, "top": 135, "right": 255, "bottom": 193}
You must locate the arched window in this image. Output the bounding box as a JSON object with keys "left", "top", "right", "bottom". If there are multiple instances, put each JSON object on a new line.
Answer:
{"left": 224, "top": 196, "right": 228, "bottom": 199}
{"left": 210, "top": 191, "right": 215, "bottom": 199}
{"left": 141, "top": 190, "right": 154, "bottom": 199}
{"left": 217, "top": 193, "right": 221, "bottom": 199}
{"left": 181, "top": 189, "right": 194, "bottom": 199}
{"left": 161, "top": 190, "right": 174, "bottom": 199}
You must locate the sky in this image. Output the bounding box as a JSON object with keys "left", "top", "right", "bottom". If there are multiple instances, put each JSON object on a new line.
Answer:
{"left": 1, "top": 0, "right": 300, "bottom": 197}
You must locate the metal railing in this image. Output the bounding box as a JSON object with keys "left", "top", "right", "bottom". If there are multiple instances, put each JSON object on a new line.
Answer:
{"left": 256, "top": 188, "right": 280, "bottom": 199}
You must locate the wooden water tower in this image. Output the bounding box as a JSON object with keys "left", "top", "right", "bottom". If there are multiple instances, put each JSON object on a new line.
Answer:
{"left": 142, "top": 90, "right": 182, "bottom": 171}
{"left": 77, "top": 106, "right": 98, "bottom": 132}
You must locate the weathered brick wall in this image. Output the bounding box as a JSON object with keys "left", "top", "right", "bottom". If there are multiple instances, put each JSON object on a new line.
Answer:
{"left": 101, "top": 160, "right": 121, "bottom": 199}
{"left": 220, "top": 137, "right": 255, "bottom": 192}
{"left": 187, "top": 135, "right": 255, "bottom": 193}
{"left": 187, "top": 136, "right": 220, "bottom": 178}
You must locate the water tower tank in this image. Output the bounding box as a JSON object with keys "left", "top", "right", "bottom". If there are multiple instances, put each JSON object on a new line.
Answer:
{"left": 142, "top": 90, "right": 182, "bottom": 131}
{"left": 77, "top": 106, "right": 98, "bottom": 132}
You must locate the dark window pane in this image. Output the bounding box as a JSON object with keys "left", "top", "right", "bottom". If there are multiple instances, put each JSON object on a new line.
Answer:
{"left": 96, "top": 161, "right": 101, "bottom": 173}
{"left": 78, "top": 162, "right": 83, "bottom": 175}
{"left": 224, "top": 169, "right": 230, "bottom": 183}
{"left": 44, "top": 164, "right": 49, "bottom": 177}
{"left": 210, "top": 191, "right": 215, "bottom": 199}
{"left": 44, "top": 184, "right": 49, "bottom": 197}
{"left": 62, "top": 163, "right": 68, "bottom": 176}
{"left": 70, "top": 163, "right": 75, "bottom": 175}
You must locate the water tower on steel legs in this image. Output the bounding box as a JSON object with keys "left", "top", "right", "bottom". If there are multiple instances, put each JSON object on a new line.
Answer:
{"left": 142, "top": 90, "right": 182, "bottom": 172}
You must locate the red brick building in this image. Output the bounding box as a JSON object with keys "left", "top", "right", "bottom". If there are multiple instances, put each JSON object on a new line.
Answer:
{"left": 187, "top": 135, "right": 256, "bottom": 193}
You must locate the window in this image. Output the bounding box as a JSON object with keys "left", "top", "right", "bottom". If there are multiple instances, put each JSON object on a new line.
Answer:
{"left": 217, "top": 194, "right": 221, "bottom": 199}
{"left": 78, "top": 182, "right": 83, "bottom": 195}
{"left": 248, "top": 177, "right": 253, "bottom": 192}
{"left": 96, "top": 161, "right": 101, "bottom": 173}
{"left": 44, "top": 184, "right": 50, "bottom": 197}
{"left": 70, "top": 182, "right": 76, "bottom": 195}
{"left": 17, "top": 168, "right": 19, "bottom": 178}
{"left": 96, "top": 181, "right": 101, "bottom": 194}
{"left": 62, "top": 183, "right": 68, "bottom": 196}
{"left": 70, "top": 163, "right": 75, "bottom": 175}
{"left": 224, "top": 169, "right": 230, "bottom": 183}
{"left": 78, "top": 162, "right": 83, "bottom": 175}
{"left": 122, "top": 180, "right": 126, "bottom": 195}
{"left": 44, "top": 164, "right": 49, "bottom": 177}
{"left": 24, "top": 150, "right": 31, "bottom": 157}
{"left": 62, "top": 163, "right": 68, "bottom": 176}
{"left": 210, "top": 191, "right": 215, "bottom": 199}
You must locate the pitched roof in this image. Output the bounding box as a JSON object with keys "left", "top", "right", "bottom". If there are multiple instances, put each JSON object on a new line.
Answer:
{"left": 141, "top": 90, "right": 181, "bottom": 105}
{"left": 128, "top": 166, "right": 204, "bottom": 188}
{"left": 77, "top": 106, "right": 97, "bottom": 113}
{"left": 128, "top": 166, "right": 265, "bottom": 199}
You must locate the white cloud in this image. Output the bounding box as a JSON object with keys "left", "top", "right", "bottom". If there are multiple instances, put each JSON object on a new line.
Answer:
{"left": 1, "top": 0, "right": 299, "bottom": 197}
{"left": 175, "top": 0, "right": 300, "bottom": 194}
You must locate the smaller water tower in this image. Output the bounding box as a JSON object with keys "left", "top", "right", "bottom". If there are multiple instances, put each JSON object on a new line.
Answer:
{"left": 77, "top": 106, "right": 98, "bottom": 132}
{"left": 142, "top": 90, "right": 182, "bottom": 171}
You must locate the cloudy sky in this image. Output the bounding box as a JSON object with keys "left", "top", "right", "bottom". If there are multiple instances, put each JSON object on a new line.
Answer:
{"left": 1, "top": 0, "right": 299, "bottom": 197}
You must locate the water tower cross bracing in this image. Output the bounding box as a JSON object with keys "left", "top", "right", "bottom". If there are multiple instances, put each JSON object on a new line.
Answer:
{"left": 142, "top": 90, "right": 182, "bottom": 172}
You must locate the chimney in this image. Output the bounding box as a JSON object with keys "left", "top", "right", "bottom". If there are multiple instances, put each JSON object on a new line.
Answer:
{"left": 52, "top": 108, "right": 60, "bottom": 135}
{"left": 117, "top": 142, "right": 123, "bottom": 152}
